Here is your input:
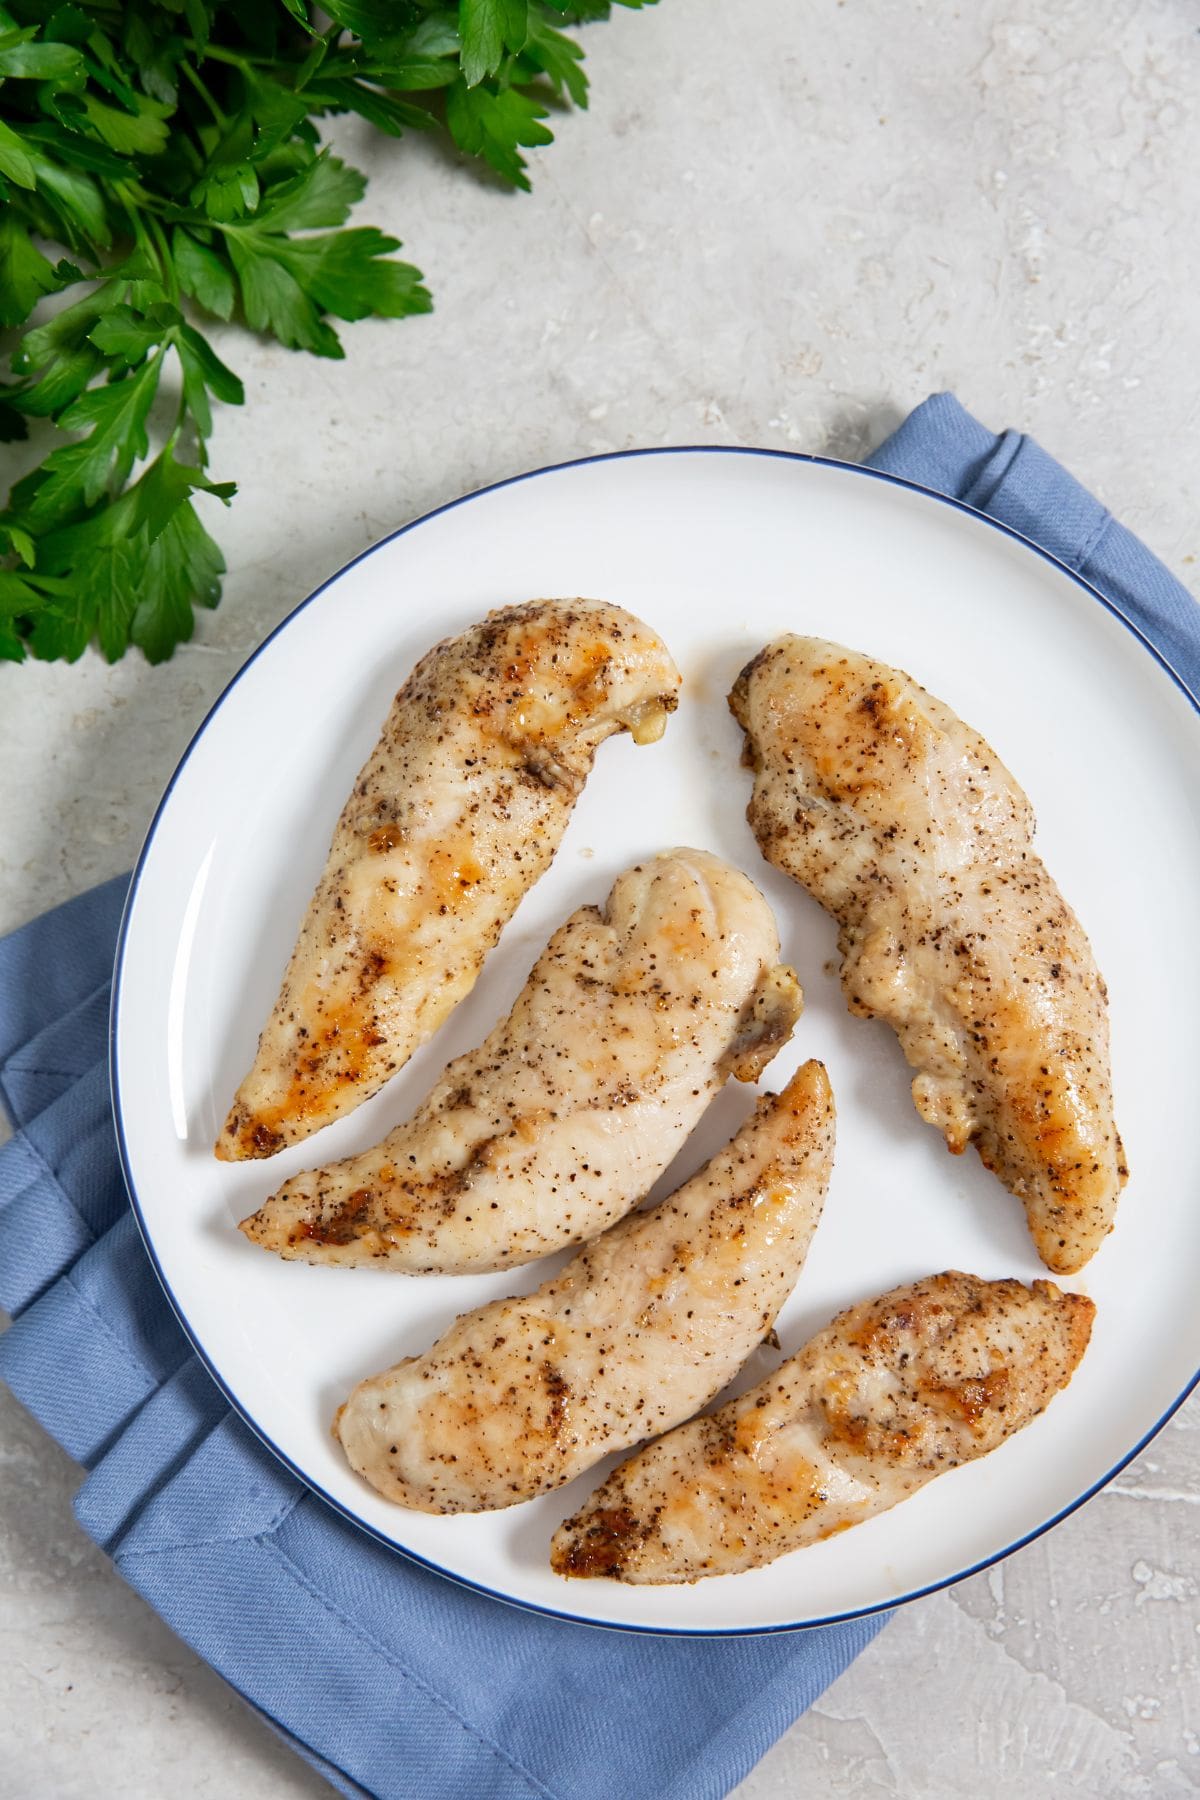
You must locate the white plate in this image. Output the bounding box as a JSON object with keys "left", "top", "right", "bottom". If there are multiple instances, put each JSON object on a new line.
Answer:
{"left": 112, "top": 449, "right": 1200, "bottom": 1635}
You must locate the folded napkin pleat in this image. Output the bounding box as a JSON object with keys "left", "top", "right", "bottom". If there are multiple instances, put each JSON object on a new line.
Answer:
{"left": 0, "top": 1130, "right": 96, "bottom": 1313}
{"left": 868, "top": 393, "right": 1200, "bottom": 693}
{"left": 0, "top": 873, "right": 127, "bottom": 1075}
{"left": 75, "top": 1358, "right": 231, "bottom": 1553}
{"left": 2, "top": 1060, "right": 119, "bottom": 1285}
{"left": 0, "top": 980, "right": 112, "bottom": 1120}
{"left": 2, "top": 1264, "right": 171, "bottom": 1472}
{"left": 2, "top": 395, "right": 1194, "bottom": 1800}
{"left": 1, "top": 1278, "right": 151, "bottom": 1465}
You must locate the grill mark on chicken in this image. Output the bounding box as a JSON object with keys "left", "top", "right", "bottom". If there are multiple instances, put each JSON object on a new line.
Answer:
{"left": 333, "top": 1061, "right": 834, "bottom": 1511}
{"left": 551, "top": 1271, "right": 1093, "bottom": 1582}
{"left": 216, "top": 598, "right": 682, "bottom": 1161}
{"left": 240, "top": 850, "right": 803, "bottom": 1273}
{"left": 729, "top": 635, "right": 1125, "bottom": 1274}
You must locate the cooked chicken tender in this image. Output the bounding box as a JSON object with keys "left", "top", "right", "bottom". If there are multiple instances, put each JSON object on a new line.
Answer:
{"left": 217, "top": 598, "right": 682, "bottom": 1160}
{"left": 335, "top": 1060, "right": 834, "bottom": 1511}
{"left": 240, "top": 850, "right": 802, "bottom": 1272}
{"left": 730, "top": 636, "right": 1125, "bottom": 1274}
{"left": 552, "top": 1270, "right": 1093, "bottom": 1583}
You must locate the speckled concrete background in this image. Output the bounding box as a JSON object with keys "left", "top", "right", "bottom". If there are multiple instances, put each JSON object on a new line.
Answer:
{"left": 1, "top": 1, "right": 1197, "bottom": 1794}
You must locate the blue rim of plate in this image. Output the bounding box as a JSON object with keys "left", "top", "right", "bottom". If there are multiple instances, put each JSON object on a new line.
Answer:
{"left": 110, "top": 444, "right": 1200, "bottom": 1637}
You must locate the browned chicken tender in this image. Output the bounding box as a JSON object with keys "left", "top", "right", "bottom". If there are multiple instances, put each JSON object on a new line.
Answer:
{"left": 216, "top": 599, "right": 681, "bottom": 1160}
{"left": 552, "top": 1270, "right": 1094, "bottom": 1583}
{"left": 240, "top": 851, "right": 801, "bottom": 1272}
{"left": 334, "top": 1060, "right": 834, "bottom": 1511}
{"left": 729, "top": 636, "right": 1126, "bottom": 1273}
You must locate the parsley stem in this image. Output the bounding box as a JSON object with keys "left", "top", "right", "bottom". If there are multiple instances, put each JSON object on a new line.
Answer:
{"left": 183, "top": 41, "right": 267, "bottom": 71}
{"left": 112, "top": 179, "right": 149, "bottom": 246}
{"left": 180, "top": 60, "right": 226, "bottom": 127}
{"left": 146, "top": 215, "right": 179, "bottom": 303}
{"left": 111, "top": 177, "right": 171, "bottom": 224}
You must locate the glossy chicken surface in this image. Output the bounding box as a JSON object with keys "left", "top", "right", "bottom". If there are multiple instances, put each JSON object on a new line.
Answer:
{"left": 335, "top": 1060, "right": 834, "bottom": 1511}
{"left": 240, "top": 850, "right": 802, "bottom": 1271}
{"left": 552, "top": 1270, "right": 1093, "bottom": 1583}
{"left": 729, "top": 636, "right": 1125, "bottom": 1274}
{"left": 217, "top": 598, "right": 681, "bottom": 1160}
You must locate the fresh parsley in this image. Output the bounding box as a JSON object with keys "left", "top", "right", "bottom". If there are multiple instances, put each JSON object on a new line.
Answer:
{"left": 0, "top": 0, "right": 652, "bottom": 664}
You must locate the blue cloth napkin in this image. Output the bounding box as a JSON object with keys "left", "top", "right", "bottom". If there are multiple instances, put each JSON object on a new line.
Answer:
{"left": 1, "top": 393, "right": 1195, "bottom": 1800}
{"left": 867, "top": 393, "right": 1199, "bottom": 693}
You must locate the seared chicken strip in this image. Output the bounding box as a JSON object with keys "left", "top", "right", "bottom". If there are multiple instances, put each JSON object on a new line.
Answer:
{"left": 730, "top": 637, "right": 1125, "bottom": 1274}
{"left": 240, "top": 851, "right": 802, "bottom": 1272}
{"left": 335, "top": 1060, "right": 834, "bottom": 1511}
{"left": 217, "top": 599, "right": 681, "bottom": 1160}
{"left": 552, "top": 1270, "right": 1093, "bottom": 1583}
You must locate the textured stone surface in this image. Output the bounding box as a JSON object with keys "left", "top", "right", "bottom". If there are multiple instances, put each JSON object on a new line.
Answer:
{"left": 1, "top": 0, "right": 1197, "bottom": 1794}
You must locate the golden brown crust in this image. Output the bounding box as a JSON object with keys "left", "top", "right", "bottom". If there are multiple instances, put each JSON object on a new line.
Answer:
{"left": 729, "top": 635, "right": 1125, "bottom": 1274}
{"left": 217, "top": 599, "right": 681, "bottom": 1160}
{"left": 333, "top": 1061, "right": 834, "bottom": 1511}
{"left": 239, "top": 852, "right": 801, "bottom": 1274}
{"left": 551, "top": 1270, "right": 1094, "bottom": 1583}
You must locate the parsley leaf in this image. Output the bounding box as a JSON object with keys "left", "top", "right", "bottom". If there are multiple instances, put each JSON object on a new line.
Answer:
{"left": 0, "top": 212, "right": 72, "bottom": 328}
{"left": 217, "top": 151, "right": 430, "bottom": 354}
{"left": 518, "top": 15, "right": 588, "bottom": 105}
{"left": 459, "top": 0, "right": 529, "bottom": 88}
{"left": 0, "top": 117, "right": 36, "bottom": 188}
{"left": 18, "top": 448, "right": 234, "bottom": 663}
{"left": 0, "top": 0, "right": 655, "bottom": 664}
{"left": 172, "top": 229, "right": 236, "bottom": 319}
{"left": 79, "top": 91, "right": 172, "bottom": 157}
{"left": 445, "top": 77, "right": 552, "bottom": 190}
{"left": 17, "top": 352, "right": 164, "bottom": 527}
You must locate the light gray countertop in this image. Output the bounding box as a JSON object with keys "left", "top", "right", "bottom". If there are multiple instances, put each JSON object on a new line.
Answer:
{"left": 2, "top": 1, "right": 1197, "bottom": 1794}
